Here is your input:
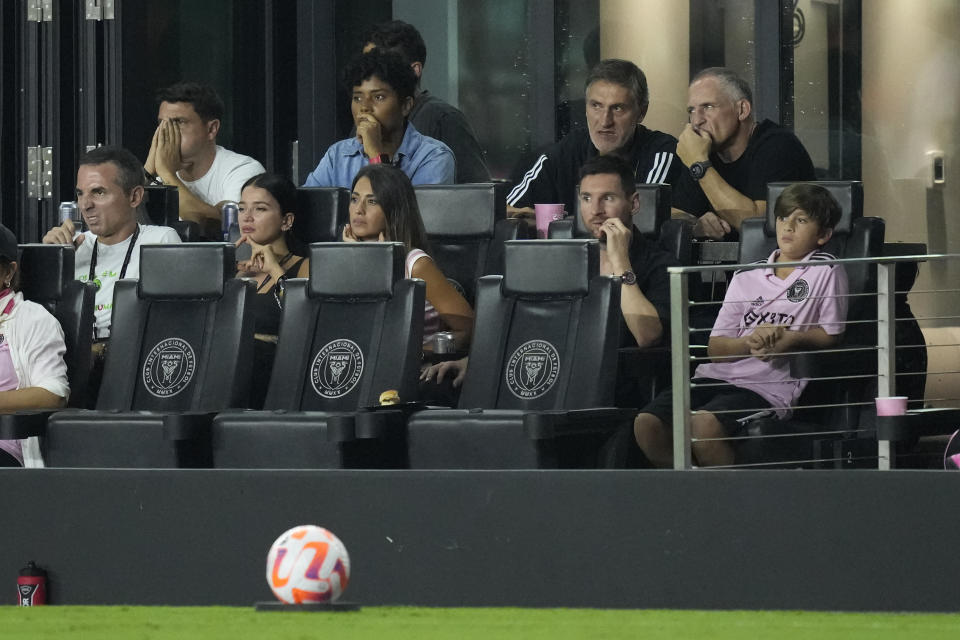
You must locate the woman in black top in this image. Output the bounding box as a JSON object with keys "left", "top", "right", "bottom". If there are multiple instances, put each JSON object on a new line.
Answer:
{"left": 235, "top": 173, "right": 309, "bottom": 408}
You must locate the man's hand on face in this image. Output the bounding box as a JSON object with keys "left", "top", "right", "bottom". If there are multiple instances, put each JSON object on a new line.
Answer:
{"left": 155, "top": 118, "right": 184, "bottom": 179}
{"left": 692, "top": 211, "right": 731, "bottom": 240}
{"left": 42, "top": 218, "right": 83, "bottom": 248}
{"left": 145, "top": 125, "right": 161, "bottom": 176}
{"left": 355, "top": 113, "right": 385, "bottom": 159}
{"left": 677, "top": 123, "right": 712, "bottom": 167}
{"left": 600, "top": 217, "right": 633, "bottom": 272}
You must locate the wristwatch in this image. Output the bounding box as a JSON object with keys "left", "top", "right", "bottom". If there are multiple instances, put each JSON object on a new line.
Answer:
{"left": 621, "top": 270, "right": 637, "bottom": 286}
{"left": 690, "top": 160, "right": 712, "bottom": 180}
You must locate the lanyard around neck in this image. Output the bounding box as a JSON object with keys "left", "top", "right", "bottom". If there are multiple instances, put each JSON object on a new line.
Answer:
{"left": 89, "top": 225, "right": 140, "bottom": 288}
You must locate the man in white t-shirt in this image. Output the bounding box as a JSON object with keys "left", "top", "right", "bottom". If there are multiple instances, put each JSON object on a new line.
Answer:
{"left": 144, "top": 82, "right": 265, "bottom": 227}
{"left": 42, "top": 146, "right": 181, "bottom": 340}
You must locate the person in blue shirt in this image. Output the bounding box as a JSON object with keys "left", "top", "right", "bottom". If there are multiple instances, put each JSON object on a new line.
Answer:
{"left": 304, "top": 49, "right": 455, "bottom": 188}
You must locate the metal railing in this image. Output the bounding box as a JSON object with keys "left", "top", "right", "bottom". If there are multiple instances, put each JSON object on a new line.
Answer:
{"left": 667, "top": 253, "right": 960, "bottom": 470}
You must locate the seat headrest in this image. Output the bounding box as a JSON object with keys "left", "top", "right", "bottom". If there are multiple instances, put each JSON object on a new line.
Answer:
{"left": 308, "top": 242, "right": 405, "bottom": 298}
{"left": 18, "top": 244, "right": 75, "bottom": 302}
{"left": 632, "top": 183, "right": 671, "bottom": 237}
{"left": 138, "top": 243, "right": 234, "bottom": 299}
{"left": 415, "top": 184, "right": 504, "bottom": 236}
{"left": 294, "top": 187, "right": 351, "bottom": 243}
{"left": 766, "top": 181, "right": 863, "bottom": 235}
{"left": 142, "top": 185, "right": 180, "bottom": 226}
{"left": 503, "top": 240, "right": 599, "bottom": 296}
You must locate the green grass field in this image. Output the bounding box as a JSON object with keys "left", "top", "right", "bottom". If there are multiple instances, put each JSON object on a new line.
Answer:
{"left": 2, "top": 606, "right": 959, "bottom": 639}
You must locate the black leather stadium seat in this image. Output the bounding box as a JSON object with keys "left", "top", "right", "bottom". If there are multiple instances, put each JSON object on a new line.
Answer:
{"left": 546, "top": 184, "right": 689, "bottom": 413}
{"left": 406, "top": 239, "right": 633, "bottom": 469}
{"left": 739, "top": 181, "right": 864, "bottom": 265}
{"left": 294, "top": 187, "right": 351, "bottom": 244}
{"left": 211, "top": 242, "right": 425, "bottom": 469}
{"left": 732, "top": 181, "right": 886, "bottom": 466}
{"left": 0, "top": 245, "right": 97, "bottom": 451}
{"left": 415, "top": 183, "right": 531, "bottom": 305}
{"left": 142, "top": 185, "right": 179, "bottom": 227}
{"left": 142, "top": 185, "right": 204, "bottom": 241}
{"left": 17, "top": 244, "right": 96, "bottom": 408}
{"left": 42, "top": 243, "right": 255, "bottom": 468}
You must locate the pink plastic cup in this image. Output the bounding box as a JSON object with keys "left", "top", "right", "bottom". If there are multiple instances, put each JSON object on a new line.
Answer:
{"left": 875, "top": 396, "right": 908, "bottom": 416}
{"left": 534, "top": 203, "right": 565, "bottom": 239}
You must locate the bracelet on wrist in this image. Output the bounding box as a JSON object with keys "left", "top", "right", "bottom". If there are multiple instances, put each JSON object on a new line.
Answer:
{"left": 273, "top": 275, "right": 287, "bottom": 309}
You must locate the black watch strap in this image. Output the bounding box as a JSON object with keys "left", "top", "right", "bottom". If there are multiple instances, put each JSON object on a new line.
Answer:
{"left": 690, "top": 160, "right": 712, "bottom": 180}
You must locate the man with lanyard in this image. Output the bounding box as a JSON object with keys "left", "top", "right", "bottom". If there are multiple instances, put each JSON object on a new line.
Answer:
{"left": 508, "top": 59, "right": 680, "bottom": 218}
{"left": 670, "top": 67, "right": 816, "bottom": 239}
{"left": 43, "top": 146, "right": 181, "bottom": 352}
{"left": 303, "top": 48, "right": 454, "bottom": 188}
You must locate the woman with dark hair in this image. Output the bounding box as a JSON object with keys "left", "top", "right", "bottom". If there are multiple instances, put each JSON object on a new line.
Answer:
{"left": 235, "top": 173, "right": 309, "bottom": 407}
{"left": 344, "top": 164, "right": 473, "bottom": 349}
{"left": 0, "top": 225, "right": 69, "bottom": 467}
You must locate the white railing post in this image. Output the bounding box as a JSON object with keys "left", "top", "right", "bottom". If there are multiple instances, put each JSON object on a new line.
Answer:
{"left": 877, "top": 263, "right": 896, "bottom": 470}
{"left": 669, "top": 269, "right": 692, "bottom": 470}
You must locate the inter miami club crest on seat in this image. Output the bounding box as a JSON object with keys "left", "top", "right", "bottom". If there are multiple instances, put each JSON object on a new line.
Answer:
{"left": 505, "top": 340, "right": 560, "bottom": 399}
{"left": 310, "top": 339, "right": 364, "bottom": 399}
{"left": 142, "top": 337, "right": 197, "bottom": 398}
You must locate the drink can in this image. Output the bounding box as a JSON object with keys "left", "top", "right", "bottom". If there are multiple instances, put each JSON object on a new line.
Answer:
{"left": 433, "top": 332, "right": 455, "bottom": 354}
{"left": 221, "top": 202, "right": 239, "bottom": 241}
{"left": 59, "top": 201, "right": 80, "bottom": 225}
{"left": 17, "top": 561, "right": 47, "bottom": 606}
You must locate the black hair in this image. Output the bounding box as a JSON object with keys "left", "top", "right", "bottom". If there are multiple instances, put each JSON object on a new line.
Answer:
{"left": 155, "top": 82, "right": 225, "bottom": 122}
{"left": 343, "top": 49, "right": 418, "bottom": 102}
{"left": 351, "top": 164, "right": 430, "bottom": 253}
{"left": 773, "top": 183, "right": 842, "bottom": 230}
{"left": 362, "top": 20, "right": 427, "bottom": 68}
{"left": 241, "top": 173, "right": 297, "bottom": 217}
{"left": 79, "top": 145, "right": 145, "bottom": 194}
{"left": 585, "top": 59, "right": 649, "bottom": 117}
{"left": 578, "top": 154, "right": 637, "bottom": 197}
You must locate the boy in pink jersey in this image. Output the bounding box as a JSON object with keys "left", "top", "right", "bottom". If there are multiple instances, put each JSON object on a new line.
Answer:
{"left": 634, "top": 183, "right": 848, "bottom": 467}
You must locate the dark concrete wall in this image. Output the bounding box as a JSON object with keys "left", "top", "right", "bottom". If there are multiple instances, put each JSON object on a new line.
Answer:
{"left": 1, "top": 469, "right": 957, "bottom": 611}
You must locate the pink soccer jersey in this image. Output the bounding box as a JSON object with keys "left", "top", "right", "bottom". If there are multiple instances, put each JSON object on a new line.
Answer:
{"left": 694, "top": 249, "right": 848, "bottom": 417}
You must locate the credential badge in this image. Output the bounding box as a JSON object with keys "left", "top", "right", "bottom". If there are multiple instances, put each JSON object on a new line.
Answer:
{"left": 505, "top": 340, "right": 560, "bottom": 400}
{"left": 310, "top": 339, "right": 364, "bottom": 398}
{"left": 143, "top": 337, "right": 196, "bottom": 398}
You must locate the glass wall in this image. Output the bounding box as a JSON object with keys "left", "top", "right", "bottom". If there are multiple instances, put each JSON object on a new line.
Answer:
{"left": 392, "top": 0, "right": 601, "bottom": 179}
{"left": 456, "top": 0, "right": 537, "bottom": 178}
{"left": 791, "top": 0, "right": 861, "bottom": 179}
{"left": 2, "top": 0, "right": 958, "bottom": 263}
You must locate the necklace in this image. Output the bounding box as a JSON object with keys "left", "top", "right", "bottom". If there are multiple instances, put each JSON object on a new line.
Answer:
{"left": 89, "top": 225, "right": 140, "bottom": 290}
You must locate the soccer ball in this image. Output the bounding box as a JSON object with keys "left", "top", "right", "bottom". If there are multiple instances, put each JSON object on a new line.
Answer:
{"left": 266, "top": 525, "right": 351, "bottom": 604}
